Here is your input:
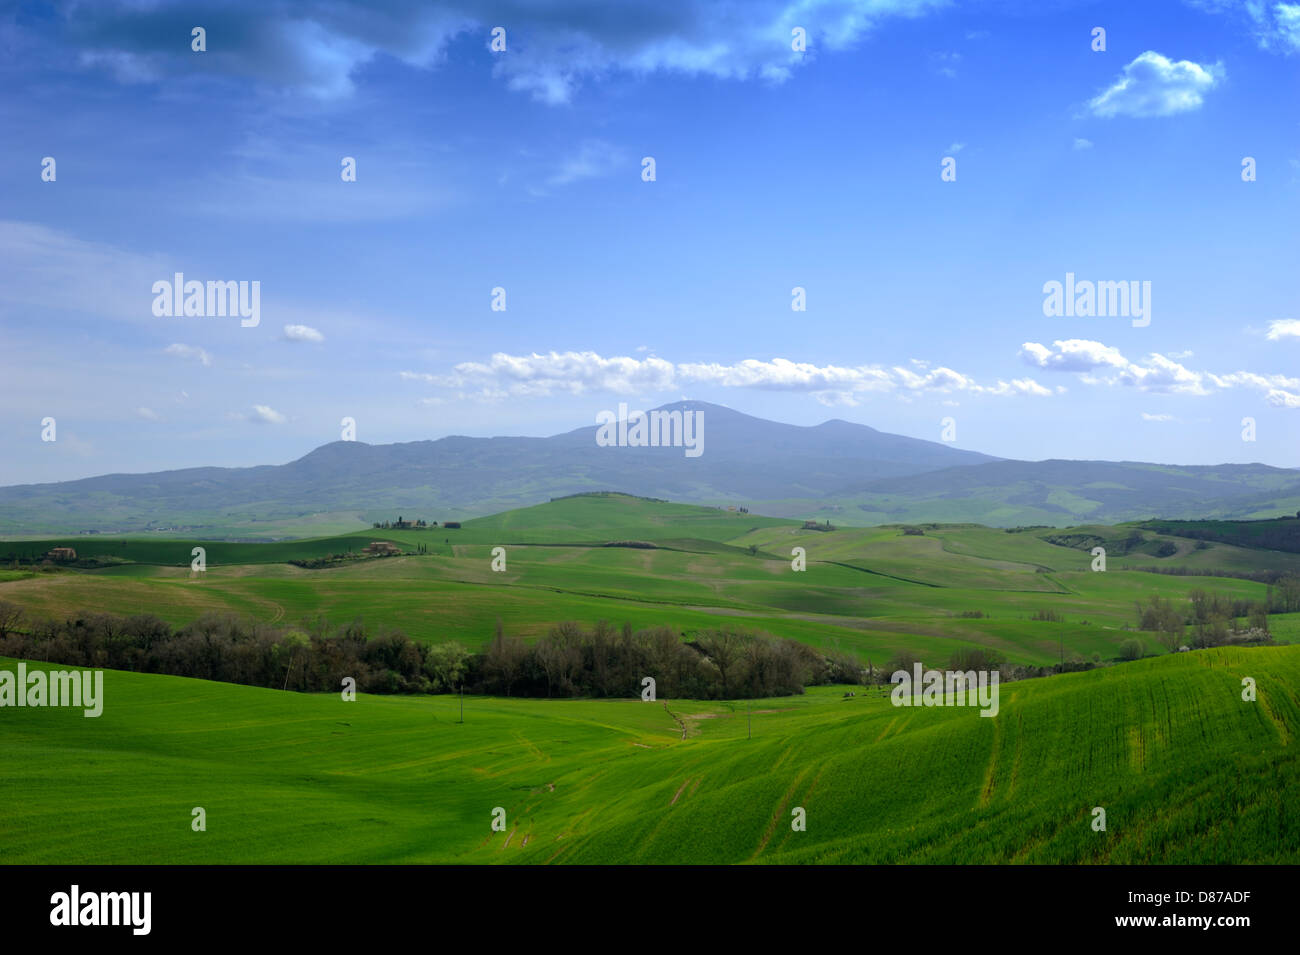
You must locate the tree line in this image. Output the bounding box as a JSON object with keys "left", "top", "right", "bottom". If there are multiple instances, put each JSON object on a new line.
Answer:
{"left": 0, "top": 603, "right": 864, "bottom": 700}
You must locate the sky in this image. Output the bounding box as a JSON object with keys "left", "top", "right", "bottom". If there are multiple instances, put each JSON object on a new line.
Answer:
{"left": 1, "top": 0, "right": 1298, "bottom": 485}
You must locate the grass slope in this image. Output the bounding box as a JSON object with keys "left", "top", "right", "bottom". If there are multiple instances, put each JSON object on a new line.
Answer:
{"left": 3, "top": 495, "right": 1297, "bottom": 668}
{"left": 1, "top": 645, "right": 1295, "bottom": 864}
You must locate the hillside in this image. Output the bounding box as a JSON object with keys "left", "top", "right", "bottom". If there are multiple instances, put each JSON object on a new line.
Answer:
{"left": 2, "top": 646, "right": 1295, "bottom": 863}
{"left": 834, "top": 459, "right": 1300, "bottom": 527}
{"left": 5, "top": 494, "right": 1299, "bottom": 668}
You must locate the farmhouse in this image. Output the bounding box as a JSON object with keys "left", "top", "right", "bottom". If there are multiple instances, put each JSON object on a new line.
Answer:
{"left": 46, "top": 547, "right": 77, "bottom": 560}
{"left": 363, "top": 541, "right": 401, "bottom": 556}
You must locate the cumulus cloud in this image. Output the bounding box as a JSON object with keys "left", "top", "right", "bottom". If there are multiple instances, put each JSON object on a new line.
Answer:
{"left": 1142, "top": 412, "right": 1175, "bottom": 421}
{"left": 283, "top": 324, "right": 325, "bottom": 343}
{"left": 1019, "top": 339, "right": 1129, "bottom": 372}
{"left": 1266, "top": 319, "right": 1300, "bottom": 340}
{"left": 1073, "top": 138, "right": 1093, "bottom": 150}
{"left": 1025, "top": 338, "right": 1300, "bottom": 407}
{"left": 1020, "top": 339, "right": 1205, "bottom": 394}
{"left": 402, "top": 350, "right": 1052, "bottom": 404}
{"left": 1088, "top": 51, "right": 1222, "bottom": 118}
{"left": 164, "top": 343, "right": 213, "bottom": 366}
{"left": 44, "top": 0, "right": 949, "bottom": 105}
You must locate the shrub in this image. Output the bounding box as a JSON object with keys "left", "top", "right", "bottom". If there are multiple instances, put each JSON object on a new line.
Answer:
{"left": 1119, "top": 639, "right": 1144, "bottom": 661}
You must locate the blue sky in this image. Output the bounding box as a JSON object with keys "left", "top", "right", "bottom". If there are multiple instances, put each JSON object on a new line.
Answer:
{"left": 2, "top": 0, "right": 1298, "bottom": 484}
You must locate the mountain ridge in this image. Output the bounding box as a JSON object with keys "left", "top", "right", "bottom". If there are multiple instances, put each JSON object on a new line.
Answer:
{"left": 1, "top": 400, "right": 1296, "bottom": 537}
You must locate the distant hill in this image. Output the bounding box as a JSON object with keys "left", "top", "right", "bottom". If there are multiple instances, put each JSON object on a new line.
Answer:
{"left": 0, "top": 400, "right": 1296, "bottom": 537}
{"left": 829, "top": 459, "right": 1300, "bottom": 528}
{"left": 0, "top": 401, "right": 993, "bottom": 536}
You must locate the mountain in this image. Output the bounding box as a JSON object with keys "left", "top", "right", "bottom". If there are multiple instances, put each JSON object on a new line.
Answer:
{"left": 1, "top": 400, "right": 1296, "bottom": 537}
{"left": 0, "top": 401, "right": 994, "bottom": 536}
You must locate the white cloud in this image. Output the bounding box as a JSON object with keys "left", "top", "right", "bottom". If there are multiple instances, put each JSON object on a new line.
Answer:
{"left": 1073, "top": 138, "right": 1093, "bottom": 150}
{"left": 1276, "top": 3, "right": 1300, "bottom": 50}
{"left": 1198, "top": 0, "right": 1300, "bottom": 53}
{"left": 1266, "top": 388, "right": 1300, "bottom": 408}
{"left": 1266, "top": 319, "right": 1300, "bottom": 340}
{"left": 1019, "top": 339, "right": 1129, "bottom": 372}
{"left": 1142, "top": 412, "right": 1175, "bottom": 421}
{"left": 1026, "top": 338, "right": 1300, "bottom": 407}
{"left": 250, "top": 404, "right": 286, "bottom": 424}
{"left": 283, "top": 324, "right": 325, "bottom": 343}
{"left": 1122, "top": 353, "right": 1208, "bottom": 394}
{"left": 136, "top": 407, "right": 161, "bottom": 421}
{"left": 1088, "top": 51, "right": 1222, "bottom": 118}
{"left": 1208, "top": 370, "right": 1300, "bottom": 392}
{"left": 403, "top": 350, "right": 1053, "bottom": 403}
{"left": 1021, "top": 339, "right": 1205, "bottom": 393}
{"left": 164, "top": 343, "right": 213, "bottom": 367}
{"left": 946, "top": 142, "right": 966, "bottom": 153}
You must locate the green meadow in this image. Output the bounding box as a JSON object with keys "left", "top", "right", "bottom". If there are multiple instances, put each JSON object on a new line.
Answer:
{"left": 2, "top": 494, "right": 1297, "bottom": 864}
{"left": 4, "top": 494, "right": 1297, "bottom": 667}
{"left": 0, "top": 646, "right": 1295, "bottom": 864}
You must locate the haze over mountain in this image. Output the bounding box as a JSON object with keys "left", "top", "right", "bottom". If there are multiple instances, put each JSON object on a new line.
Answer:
{"left": 2, "top": 401, "right": 1297, "bottom": 538}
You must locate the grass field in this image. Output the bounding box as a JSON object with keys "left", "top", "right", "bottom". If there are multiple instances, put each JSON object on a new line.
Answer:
{"left": 1, "top": 644, "right": 1295, "bottom": 864}
{"left": 3, "top": 494, "right": 1296, "bottom": 864}
{"left": 2, "top": 495, "right": 1296, "bottom": 668}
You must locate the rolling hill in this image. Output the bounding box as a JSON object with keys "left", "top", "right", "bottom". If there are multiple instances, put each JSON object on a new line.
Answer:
{"left": 5, "top": 493, "right": 1299, "bottom": 667}
{"left": 2, "top": 645, "right": 1295, "bottom": 863}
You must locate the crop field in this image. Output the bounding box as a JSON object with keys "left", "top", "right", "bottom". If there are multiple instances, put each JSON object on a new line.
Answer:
{"left": 2, "top": 494, "right": 1297, "bottom": 864}
{"left": 3, "top": 495, "right": 1298, "bottom": 667}
{"left": 0, "top": 645, "right": 1295, "bottom": 864}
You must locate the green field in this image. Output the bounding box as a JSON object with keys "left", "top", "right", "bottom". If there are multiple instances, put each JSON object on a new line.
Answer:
{"left": 1, "top": 645, "right": 1295, "bottom": 863}
{"left": 3, "top": 495, "right": 1297, "bottom": 668}
{"left": 3, "top": 493, "right": 1297, "bottom": 864}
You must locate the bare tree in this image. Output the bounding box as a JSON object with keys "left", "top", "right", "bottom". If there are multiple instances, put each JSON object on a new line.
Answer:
{"left": 0, "top": 601, "right": 24, "bottom": 641}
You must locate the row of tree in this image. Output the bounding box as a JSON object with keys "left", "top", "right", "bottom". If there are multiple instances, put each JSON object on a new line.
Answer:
{"left": 479, "top": 621, "right": 863, "bottom": 699}
{"left": 0, "top": 603, "right": 864, "bottom": 700}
